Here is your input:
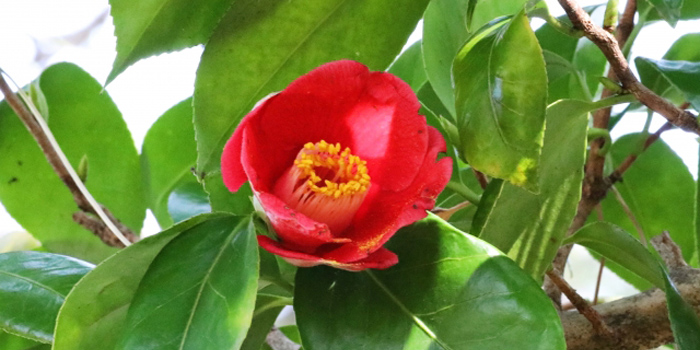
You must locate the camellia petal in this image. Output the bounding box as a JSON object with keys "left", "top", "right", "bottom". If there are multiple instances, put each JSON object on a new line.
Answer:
{"left": 221, "top": 60, "right": 452, "bottom": 271}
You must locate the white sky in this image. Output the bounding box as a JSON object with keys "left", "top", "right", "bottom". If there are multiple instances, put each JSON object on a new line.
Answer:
{"left": 0, "top": 0, "right": 698, "bottom": 299}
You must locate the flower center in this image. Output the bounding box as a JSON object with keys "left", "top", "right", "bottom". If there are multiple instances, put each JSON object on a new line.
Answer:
{"left": 273, "top": 140, "right": 371, "bottom": 234}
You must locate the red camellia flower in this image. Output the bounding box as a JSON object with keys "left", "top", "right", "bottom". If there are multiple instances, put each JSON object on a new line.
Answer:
{"left": 221, "top": 60, "right": 452, "bottom": 271}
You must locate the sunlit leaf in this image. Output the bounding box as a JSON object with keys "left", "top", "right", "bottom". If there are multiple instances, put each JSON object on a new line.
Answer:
{"left": 636, "top": 57, "right": 700, "bottom": 110}
{"left": 53, "top": 214, "right": 222, "bottom": 350}
{"left": 116, "top": 215, "right": 258, "bottom": 350}
{"left": 387, "top": 40, "right": 427, "bottom": 93}
{"left": 475, "top": 100, "right": 589, "bottom": 279}
{"left": 194, "top": 0, "right": 429, "bottom": 176}
{"left": 453, "top": 11, "right": 547, "bottom": 190}
{"left": 107, "top": 0, "right": 235, "bottom": 83}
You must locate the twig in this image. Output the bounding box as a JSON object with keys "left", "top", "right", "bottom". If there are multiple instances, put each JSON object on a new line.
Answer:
{"left": 608, "top": 122, "right": 674, "bottom": 184}
{"left": 651, "top": 231, "right": 688, "bottom": 270}
{"left": 593, "top": 258, "right": 605, "bottom": 305}
{"left": 546, "top": 269, "right": 615, "bottom": 337}
{"left": 432, "top": 201, "right": 471, "bottom": 221}
{"left": 266, "top": 327, "right": 301, "bottom": 350}
{"left": 610, "top": 185, "right": 647, "bottom": 246}
{"left": 0, "top": 70, "right": 134, "bottom": 247}
{"left": 557, "top": 0, "right": 699, "bottom": 133}
{"left": 472, "top": 169, "right": 489, "bottom": 189}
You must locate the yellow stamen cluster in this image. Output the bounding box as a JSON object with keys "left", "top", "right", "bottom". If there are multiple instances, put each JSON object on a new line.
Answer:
{"left": 294, "top": 140, "right": 370, "bottom": 198}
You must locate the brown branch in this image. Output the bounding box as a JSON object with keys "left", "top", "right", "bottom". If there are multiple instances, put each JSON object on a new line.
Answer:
{"left": 651, "top": 231, "right": 688, "bottom": 270}
{"left": 431, "top": 201, "right": 471, "bottom": 221}
{"left": 266, "top": 327, "right": 301, "bottom": 350}
{"left": 547, "top": 269, "right": 615, "bottom": 338}
{"left": 564, "top": 267, "right": 700, "bottom": 349}
{"left": 593, "top": 257, "right": 605, "bottom": 305}
{"left": 0, "top": 72, "right": 135, "bottom": 247}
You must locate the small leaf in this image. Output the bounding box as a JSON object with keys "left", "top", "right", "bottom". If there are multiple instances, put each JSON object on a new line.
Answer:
{"left": 194, "top": 0, "right": 430, "bottom": 175}
{"left": 295, "top": 214, "right": 565, "bottom": 350}
{"left": 0, "top": 251, "right": 93, "bottom": 343}
{"left": 53, "top": 214, "right": 222, "bottom": 350}
{"left": 475, "top": 99, "right": 590, "bottom": 279}
{"left": 453, "top": 11, "right": 547, "bottom": 190}
{"left": 663, "top": 269, "right": 700, "bottom": 349}
{"left": 116, "top": 215, "right": 258, "bottom": 350}
{"left": 0, "top": 63, "right": 145, "bottom": 262}
{"left": 107, "top": 0, "right": 236, "bottom": 83}
{"left": 565, "top": 222, "right": 664, "bottom": 288}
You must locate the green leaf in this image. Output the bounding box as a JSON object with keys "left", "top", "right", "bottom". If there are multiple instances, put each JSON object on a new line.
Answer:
{"left": 565, "top": 222, "right": 664, "bottom": 288}
{"left": 53, "top": 214, "right": 223, "bottom": 350}
{"left": 107, "top": 0, "right": 236, "bottom": 83}
{"left": 0, "top": 63, "right": 145, "bottom": 262}
{"left": 0, "top": 251, "right": 93, "bottom": 343}
{"left": 167, "top": 181, "right": 211, "bottom": 223}
{"left": 387, "top": 40, "right": 427, "bottom": 93}
{"left": 663, "top": 269, "right": 700, "bottom": 349}
{"left": 476, "top": 99, "right": 589, "bottom": 279}
{"left": 599, "top": 134, "right": 695, "bottom": 290}
{"left": 296, "top": 214, "right": 565, "bottom": 350}
{"left": 644, "top": 0, "right": 684, "bottom": 26}
{"left": 194, "top": 0, "right": 430, "bottom": 176}
{"left": 204, "top": 173, "right": 254, "bottom": 214}
{"left": 240, "top": 293, "right": 291, "bottom": 350}
{"left": 0, "top": 331, "right": 48, "bottom": 350}
{"left": 636, "top": 57, "right": 700, "bottom": 110}
{"left": 279, "top": 325, "right": 302, "bottom": 345}
{"left": 141, "top": 98, "right": 199, "bottom": 228}
{"left": 453, "top": 11, "right": 547, "bottom": 190}
{"left": 422, "top": 0, "right": 527, "bottom": 118}
{"left": 116, "top": 215, "right": 258, "bottom": 350}
{"left": 666, "top": 33, "right": 700, "bottom": 61}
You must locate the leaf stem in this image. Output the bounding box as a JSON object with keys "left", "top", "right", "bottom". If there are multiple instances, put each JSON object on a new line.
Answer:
{"left": 445, "top": 181, "right": 481, "bottom": 205}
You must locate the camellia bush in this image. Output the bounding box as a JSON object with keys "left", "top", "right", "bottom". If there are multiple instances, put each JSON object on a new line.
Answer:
{"left": 2, "top": 0, "right": 700, "bottom": 349}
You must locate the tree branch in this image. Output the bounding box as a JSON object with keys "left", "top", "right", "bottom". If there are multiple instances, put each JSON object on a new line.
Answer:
{"left": 0, "top": 71, "right": 135, "bottom": 247}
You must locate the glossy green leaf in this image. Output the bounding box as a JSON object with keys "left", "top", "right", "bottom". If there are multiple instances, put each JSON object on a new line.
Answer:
{"left": 644, "top": 0, "right": 684, "bottom": 26}
{"left": 0, "top": 251, "right": 93, "bottom": 343}
{"left": 0, "top": 63, "right": 145, "bottom": 262}
{"left": 53, "top": 214, "right": 222, "bottom": 350}
{"left": 666, "top": 33, "right": 700, "bottom": 61}
{"left": 194, "top": 0, "right": 429, "bottom": 176}
{"left": 107, "top": 0, "right": 236, "bottom": 83}
{"left": 296, "top": 214, "right": 565, "bottom": 350}
{"left": 453, "top": 11, "right": 547, "bottom": 190}
{"left": 476, "top": 100, "right": 589, "bottom": 279}
{"left": 0, "top": 331, "right": 48, "bottom": 350}
{"left": 565, "top": 222, "right": 664, "bottom": 288}
{"left": 599, "top": 134, "right": 695, "bottom": 290}
{"left": 240, "top": 293, "right": 292, "bottom": 350}
{"left": 279, "top": 325, "right": 302, "bottom": 345}
{"left": 387, "top": 40, "right": 427, "bottom": 93}
{"left": 141, "top": 98, "right": 199, "bottom": 228}
{"left": 663, "top": 269, "right": 700, "bottom": 349}
{"left": 117, "top": 215, "right": 258, "bottom": 350}
{"left": 422, "top": 0, "right": 527, "bottom": 118}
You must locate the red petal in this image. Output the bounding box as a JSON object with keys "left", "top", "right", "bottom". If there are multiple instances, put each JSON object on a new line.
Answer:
{"left": 221, "top": 117, "right": 249, "bottom": 192}
{"left": 237, "top": 60, "right": 428, "bottom": 194}
{"left": 256, "top": 192, "right": 350, "bottom": 253}
{"left": 323, "top": 126, "right": 452, "bottom": 263}
{"left": 258, "top": 236, "right": 397, "bottom": 271}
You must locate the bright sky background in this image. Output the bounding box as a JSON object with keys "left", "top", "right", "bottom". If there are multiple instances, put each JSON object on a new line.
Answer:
{"left": 0, "top": 0, "right": 698, "bottom": 301}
